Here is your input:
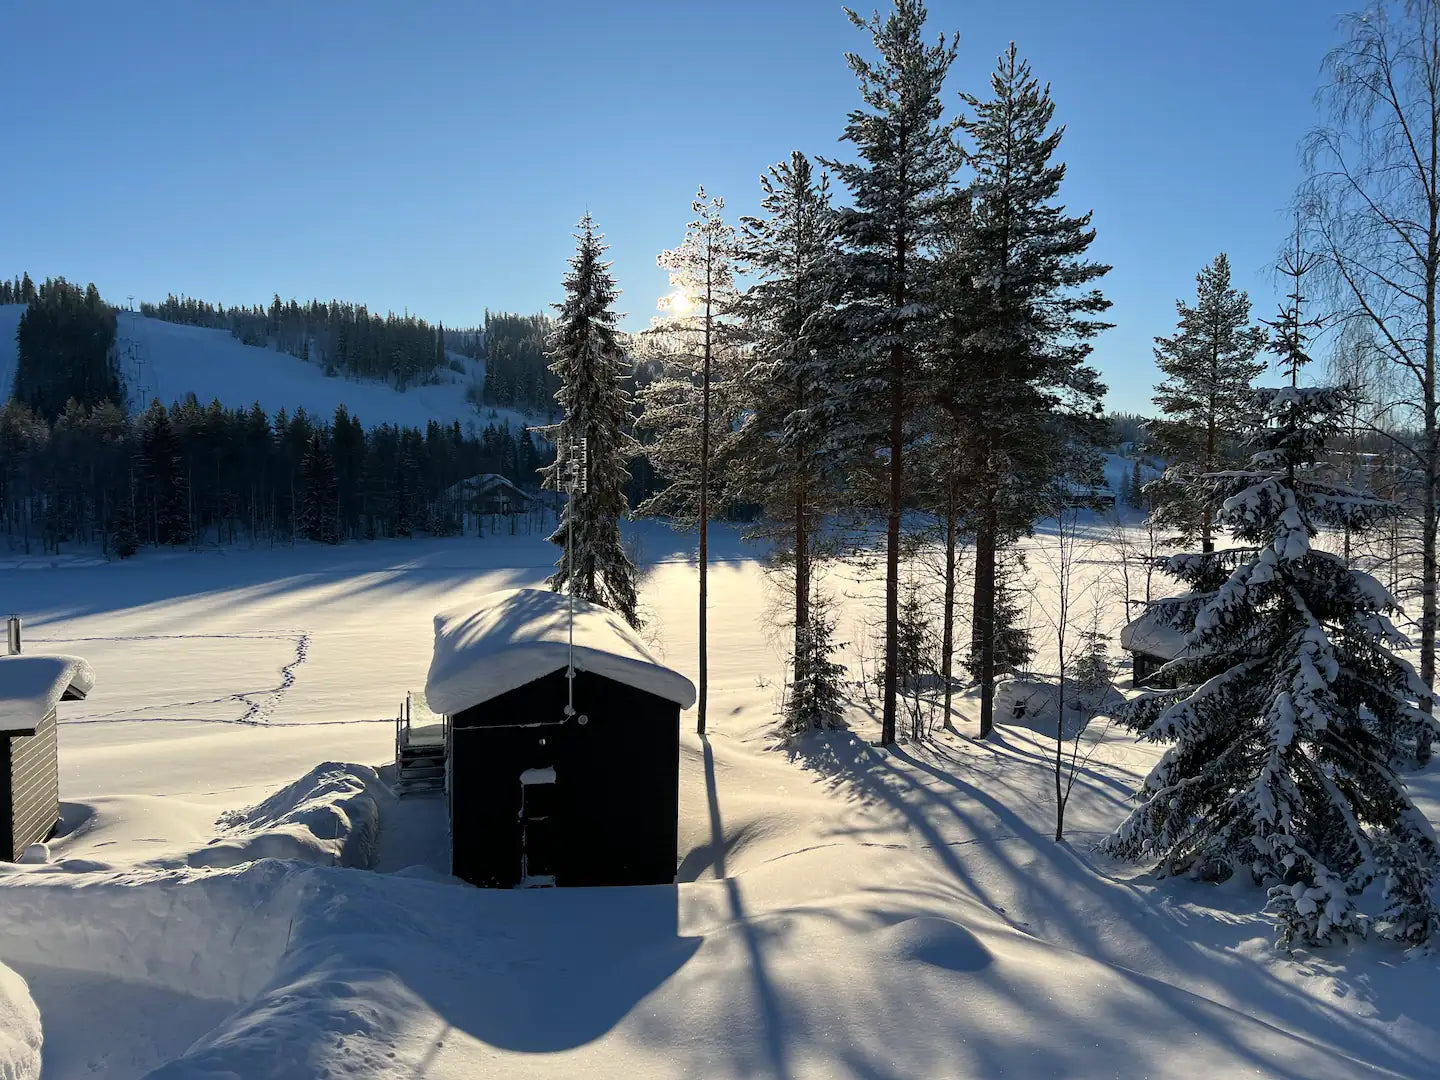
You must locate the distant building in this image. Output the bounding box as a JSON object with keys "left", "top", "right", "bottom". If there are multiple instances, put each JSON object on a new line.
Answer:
{"left": 1060, "top": 479, "right": 1116, "bottom": 509}
{"left": 0, "top": 649, "right": 93, "bottom": 861}
{"left": 1120, "top": 605, "right": 1189, "bottom": 688}
{"left": 419, "top": 588, "right": 695, "bottom": 889}
{"left": 444, "top": 473, "right": 535, "bottom": 518}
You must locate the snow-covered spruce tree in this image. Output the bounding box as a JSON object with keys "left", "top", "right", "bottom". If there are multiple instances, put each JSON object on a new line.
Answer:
{"left": 733, "top": 152, "right": 848, "bottom": 731}
{"left": 539, "top": 214, "right": 641, "bottom": 628}
{"left": 784, "top": 586, "right": 849, "bottom": 735}
{"left": 1128, "top": 459, "right": 1147, "bottom": 510}
{"left": 1149, "top": 253, "right": 1267, "bottom": 553}
{"left": 634, "top": 189, "right": 741, "bottom": 732}
{"left": 1101, "top": 386, "right": 1440, "bottom": 948}
{"left": 937, "top": 43, "right": 1110, "bottom": 738}
{"left": 824, "top": 0, "right": 962, "bottom": 746}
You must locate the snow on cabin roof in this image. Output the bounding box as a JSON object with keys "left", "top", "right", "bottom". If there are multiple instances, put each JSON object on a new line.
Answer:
{"left": 1119, "top": 607, "right": 1190, "bottom": 661}
{"left": 0, "top": 654, "right": 94, "bottom": 735}
{"left": 424, "top": 588, "right": 696, "bottom": 714}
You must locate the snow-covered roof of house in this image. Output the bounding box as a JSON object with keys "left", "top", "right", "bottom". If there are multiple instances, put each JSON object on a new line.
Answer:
{"left": 0, "top": 654, "right": 94, "bottom": 735}
{"left": 425, "top": 588, "right": 696, "bottom": 714}
{"left": 443, "top": 473, "right": 534, "bottom": 501}
{"left": 1118, "top": 607, "right": 1190, "bottom": 661}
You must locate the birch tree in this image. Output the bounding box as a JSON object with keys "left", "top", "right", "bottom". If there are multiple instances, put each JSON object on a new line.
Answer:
{"left": 635, "top": 188, "right": 740, "bottom": 734}
{"left": 1302, "top": 0, "right": 1440, "bottom": 742}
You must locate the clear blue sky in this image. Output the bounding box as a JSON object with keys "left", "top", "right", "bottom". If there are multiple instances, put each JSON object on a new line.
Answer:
{"left": 1, "top": 0, "right": 1345, "bottom": 413}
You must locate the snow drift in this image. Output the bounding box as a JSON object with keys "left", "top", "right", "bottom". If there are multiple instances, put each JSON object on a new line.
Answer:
{"left": 0, "top": 961, "right": 41, "bottom": 1080}
{"left": 192, "top": 762, "right": 384, "bottom": 870}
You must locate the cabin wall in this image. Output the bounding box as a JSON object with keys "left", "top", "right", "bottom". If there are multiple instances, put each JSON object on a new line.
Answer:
{"left": 450, "top": 668, "right": 680, "bottom": 888}
{"left": 1131, "top": 651, "right": 1177, "bottom": 690}
{"left": 4, "top": 709, "right": 59, "bottom": 861}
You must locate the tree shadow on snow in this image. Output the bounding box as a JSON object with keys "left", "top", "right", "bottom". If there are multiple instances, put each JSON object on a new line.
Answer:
{"left": 783, "top": 726, "right": 1439, "bottom": 1080}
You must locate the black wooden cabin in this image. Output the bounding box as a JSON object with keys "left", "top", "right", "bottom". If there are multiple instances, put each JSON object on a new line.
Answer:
{"left": 0, "top": 654, "right": 94, "bottom": 861}
{"left": 425, "top": 589, "right": 695, "bottom": 889}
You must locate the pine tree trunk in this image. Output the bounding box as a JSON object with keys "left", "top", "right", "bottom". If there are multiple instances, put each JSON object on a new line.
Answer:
{"left": 974, "top": 493, "right": 997, "bottom": 739}
{"left": 941, "top": 485, "right": 957, "bottom": 730}
{"left": 1202, "top": 403, "right": 1216, "bottom": 554}
{"left": 795, "top": 474, "right": 811, "bottom": 697}
{"left": 882, "top": 236, "right": 906, "bottom": 747}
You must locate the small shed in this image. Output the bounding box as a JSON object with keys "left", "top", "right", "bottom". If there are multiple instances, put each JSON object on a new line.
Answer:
{"left": 0, "top": 654, "right": 93, "bottom": 861}
{"left": 425, "top": 588, "right": 695, "bottom": 889}
{"left": 1120, "top": 606, "right": 1189, "bottom": 688}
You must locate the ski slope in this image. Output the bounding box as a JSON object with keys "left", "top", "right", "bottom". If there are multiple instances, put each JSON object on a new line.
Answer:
{"left": 0, "top": 525, "right": 1435, "bottom": 1078}
{"left": 0, "top": 305, "right": 546, "bottom": 435}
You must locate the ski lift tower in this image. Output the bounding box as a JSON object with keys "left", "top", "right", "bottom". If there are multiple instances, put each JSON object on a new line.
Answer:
{"left": 123, "top": 296, "right": 153, "bottom": 409}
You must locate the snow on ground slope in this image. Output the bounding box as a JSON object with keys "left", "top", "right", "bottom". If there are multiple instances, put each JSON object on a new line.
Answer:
{"left": 0, "top": 526, "right": 1435, "bottom": 1078}
{"left": 0, "top": 305, "right": 544, "bottom": 435}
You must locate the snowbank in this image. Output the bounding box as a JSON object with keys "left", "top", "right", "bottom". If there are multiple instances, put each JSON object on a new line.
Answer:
{"left": 194, "top": 762, "right": 385, "bottom": 870}
{"left": 426, "top": 588, "right": 696, "bottom": 714}
{"left": 994, "top": 677, "right": 1122, "bottom": 739}
{"left": 0, "top": 962, "right": 41, "bottom": 1080}
{"left": 0, "top": 654, "right": 94, "bottom": 734}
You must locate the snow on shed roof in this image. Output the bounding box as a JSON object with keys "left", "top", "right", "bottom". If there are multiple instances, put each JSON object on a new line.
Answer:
{"left": 425, "top": 588, "right": 696, "bottom": 714}
{"left": 0, "top": 654, "right": 94, "bottom": 735}
{"left": 1118, "top": 607, "right": 1190, "bottom": 661}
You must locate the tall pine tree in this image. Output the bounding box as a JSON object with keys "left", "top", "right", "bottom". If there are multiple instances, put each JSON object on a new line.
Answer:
{"left": 938, "top": 43, "right": 1111, "bottom": 737}
{"left": 1149, "top": 253, "right": 1267, "bottom": 552}
{"left": 734, "top": 152, "right": 848, "bottom": 731}
{"left": 826, "top": 0, "right": 961, "bottom": 745}
{"left": 540, "top": 214, "right": 641, "bottom": 628}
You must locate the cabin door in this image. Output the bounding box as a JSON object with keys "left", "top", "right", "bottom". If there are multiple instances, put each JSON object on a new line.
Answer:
{"left": 519, "top": 766, "right": 557, "bottom": 887}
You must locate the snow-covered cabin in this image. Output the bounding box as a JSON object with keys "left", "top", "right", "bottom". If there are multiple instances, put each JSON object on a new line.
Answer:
{"left": 0, "top": 654, "right": 93, "bottom": 860}
{"left": 424, "top": 588, "right": 695, "bottom": 889}
{"left": 1119, "top": 606, "right": 1189, "bottom": 688}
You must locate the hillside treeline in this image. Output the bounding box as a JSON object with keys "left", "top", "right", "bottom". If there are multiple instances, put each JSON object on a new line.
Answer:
{"left": 141, "top": 294, "right": 460, "bottom": 390}
{"left": 0, "top": 395, "right": 551, "bottom": 555}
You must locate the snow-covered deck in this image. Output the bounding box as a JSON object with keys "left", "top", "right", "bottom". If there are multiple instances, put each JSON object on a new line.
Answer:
{"left": 0, "top": 654, "right": 94, "bottom": 735}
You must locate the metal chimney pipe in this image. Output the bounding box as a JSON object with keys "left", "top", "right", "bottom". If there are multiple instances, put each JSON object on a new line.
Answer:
{"left": 6, "top": 615, "right": 19, "bottom": 656}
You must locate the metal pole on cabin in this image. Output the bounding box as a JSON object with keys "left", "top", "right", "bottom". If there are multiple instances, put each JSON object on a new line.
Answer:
{"left": 6, "top": 615, "right": 19, "bottom": 656}
{"left": 563, "top": 438, "right": 588, "bottom": 722}
{"left": 565, "top": 439, "right": 576, "bottom": 720}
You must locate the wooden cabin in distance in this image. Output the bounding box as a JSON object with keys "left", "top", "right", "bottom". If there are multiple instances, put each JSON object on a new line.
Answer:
{"left": 1120, "top": 605, "right": 1189, "bottom": 688}
{"left": 423, "top": 588, "right": 695, "bottom": 889}
{"left": 0, "top": 651, "right": 94, "bottom": 861}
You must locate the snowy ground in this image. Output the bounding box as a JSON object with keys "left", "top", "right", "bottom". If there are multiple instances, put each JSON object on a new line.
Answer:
{"left": 0, "top": 521, "right": 1436, "bottom": 1078}
{"left": 0, "top": 304, "right": 542, "bottom": 435}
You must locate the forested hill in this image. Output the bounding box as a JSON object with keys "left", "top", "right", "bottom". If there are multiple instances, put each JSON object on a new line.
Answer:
{"left": 138, "top": 292, "right": 561, "bottom": 417}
